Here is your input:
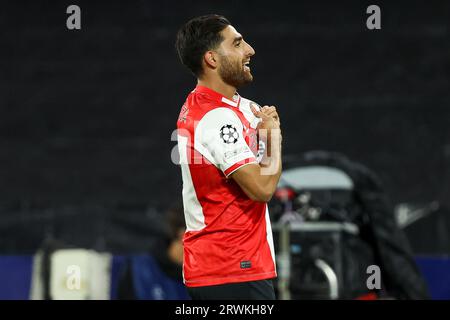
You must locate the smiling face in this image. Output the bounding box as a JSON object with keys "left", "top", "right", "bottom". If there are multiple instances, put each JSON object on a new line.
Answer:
{"left": 216, "top": 25, "right": 255, "bottom": 88}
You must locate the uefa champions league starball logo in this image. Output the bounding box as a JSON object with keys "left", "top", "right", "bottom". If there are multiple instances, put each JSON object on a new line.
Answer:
{"left": 220, "top": 125, "right": 239, "bottom": 144}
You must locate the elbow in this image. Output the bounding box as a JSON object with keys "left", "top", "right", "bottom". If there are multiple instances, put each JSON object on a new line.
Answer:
{"left": 248, "top": 190, "right": 273, "bottom": 203}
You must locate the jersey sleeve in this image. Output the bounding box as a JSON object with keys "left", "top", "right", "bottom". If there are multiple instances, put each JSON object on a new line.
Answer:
{"left": 194, "top": 107, "right": 257, "bottom": 177}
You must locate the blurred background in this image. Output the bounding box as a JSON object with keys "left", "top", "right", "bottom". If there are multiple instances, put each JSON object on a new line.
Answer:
{"left": 1, "top": 0, "right": 449, "bottom": 300}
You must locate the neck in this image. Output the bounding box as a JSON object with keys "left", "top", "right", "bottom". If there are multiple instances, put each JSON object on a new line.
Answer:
{"left": 198, "top": 76, "right": 236, "bottom": 100}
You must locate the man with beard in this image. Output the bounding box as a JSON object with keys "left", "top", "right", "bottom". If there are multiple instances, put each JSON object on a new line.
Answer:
{"left": 175, "top": 14, "right": 282, "bottom": 300}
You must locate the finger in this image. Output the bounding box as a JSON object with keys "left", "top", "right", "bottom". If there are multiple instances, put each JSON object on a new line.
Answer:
{"left": 262, "top": 105, "right": 276, "bottom": 113}
{"left": 250, "top": 104, "right": 261, "bottom": 117}
{"left": 262, "top": 109, "right": 279, "bottom": 119}
{"left": 262, "top": 108, "right": 277, "bottom": 115}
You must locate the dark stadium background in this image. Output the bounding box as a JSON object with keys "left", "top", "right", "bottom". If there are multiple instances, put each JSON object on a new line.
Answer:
{"left": 2, "top": 0, "right": 449, "bottom": 261}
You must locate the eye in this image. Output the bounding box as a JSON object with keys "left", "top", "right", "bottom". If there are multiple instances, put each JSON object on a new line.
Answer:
{"left": 235, "top": 41, "right": 241, "bottom": 47}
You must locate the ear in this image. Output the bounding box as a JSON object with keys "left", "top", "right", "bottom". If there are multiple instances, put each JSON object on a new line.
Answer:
{"left": 203, "top": 50, "right": 218, "bottom": 69}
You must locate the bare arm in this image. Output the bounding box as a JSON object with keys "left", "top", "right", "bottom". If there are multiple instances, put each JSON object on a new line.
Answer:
{"left": 230, "top": 105, "right": 282, "bottom": 202}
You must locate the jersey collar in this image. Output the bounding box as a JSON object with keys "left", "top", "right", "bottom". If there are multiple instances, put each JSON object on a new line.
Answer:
{"left": 194, "top": 85, "right": 241, "bottom": 108}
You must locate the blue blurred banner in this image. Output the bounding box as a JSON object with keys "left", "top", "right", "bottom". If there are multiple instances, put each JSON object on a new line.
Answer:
{"left": 0, "top": 255, "right": 448, "bottom": 300}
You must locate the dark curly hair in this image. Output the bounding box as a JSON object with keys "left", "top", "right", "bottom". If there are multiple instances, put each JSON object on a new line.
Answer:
{"left": 166, "top": 202, "right": 186, "bottom": 241}
{"left": 175, "top": 14, "right": 230, "bottom": 77}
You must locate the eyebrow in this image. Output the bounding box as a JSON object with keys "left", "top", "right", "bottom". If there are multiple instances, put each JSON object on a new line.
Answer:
{"left": 233, "top": 36, "right": 243, "bottom": 44}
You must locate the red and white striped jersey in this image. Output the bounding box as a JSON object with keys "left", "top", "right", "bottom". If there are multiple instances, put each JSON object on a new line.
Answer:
{"left": 176, "top": 85, "right": 277, "bottom": 287}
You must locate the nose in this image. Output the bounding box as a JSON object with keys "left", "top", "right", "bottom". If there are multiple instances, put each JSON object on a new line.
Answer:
{"left": 246, "top": 42, "right": 255, "bottom": 57}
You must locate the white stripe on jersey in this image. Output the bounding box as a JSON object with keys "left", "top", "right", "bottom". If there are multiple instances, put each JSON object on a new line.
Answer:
{"left": 265, "top": 205, "right": 277, "bottom": 271}
{"left": 221, "top": 96, "right": 238, "bottom": 107}
{"left": 177, "top": 135, "right": 206, "bottom": 231}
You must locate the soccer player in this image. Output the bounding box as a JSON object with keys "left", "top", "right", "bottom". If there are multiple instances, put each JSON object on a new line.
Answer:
{"left": 175, "top": 14, "right": 282, "bottom": 300}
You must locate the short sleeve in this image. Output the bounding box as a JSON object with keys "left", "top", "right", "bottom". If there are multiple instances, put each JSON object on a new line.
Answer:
{"left": 194, "top": 107, "right": 257, "bottom": 177}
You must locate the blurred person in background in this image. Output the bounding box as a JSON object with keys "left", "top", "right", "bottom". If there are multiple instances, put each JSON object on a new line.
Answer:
{"left": 117, "top": 204, "right": 190, "bottom": 300}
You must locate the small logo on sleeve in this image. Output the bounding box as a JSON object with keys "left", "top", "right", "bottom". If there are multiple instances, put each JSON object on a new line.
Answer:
{"left": 220, "top": 125, "right": 239, "bottom": 144}
{"left": 178, "top": 104, "right": 189, "bottom": 123}
{"left": 240, "top": 261, "right": 252, "bottom": 269}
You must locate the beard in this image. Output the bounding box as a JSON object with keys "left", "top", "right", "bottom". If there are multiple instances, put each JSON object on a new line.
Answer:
{"left": 217, "top": 54, "right": 253, "bottom": 89}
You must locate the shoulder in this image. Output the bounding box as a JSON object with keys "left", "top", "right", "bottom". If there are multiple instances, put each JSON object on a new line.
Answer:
{"left": 196, "top": 107, "right": 244, "bottom": 132}
{"left": 178, "top": 93, "right": 219, "bottom": 129}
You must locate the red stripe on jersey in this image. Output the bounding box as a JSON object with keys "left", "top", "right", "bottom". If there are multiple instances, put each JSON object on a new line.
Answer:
{"left": 224, "top": 157, "right": 257, "bottom": 177}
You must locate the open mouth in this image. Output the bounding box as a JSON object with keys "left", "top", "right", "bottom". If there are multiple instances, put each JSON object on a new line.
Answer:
{"left": 243, "top": 61, "right": 251, "bottom": 71}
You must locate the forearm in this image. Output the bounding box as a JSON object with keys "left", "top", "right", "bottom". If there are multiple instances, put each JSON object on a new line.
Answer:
{"left": 230, "top": 106, "right": 283, "bottom": 203}
{"left": 257, "top": 129, "right": 283, "bottom": 201}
